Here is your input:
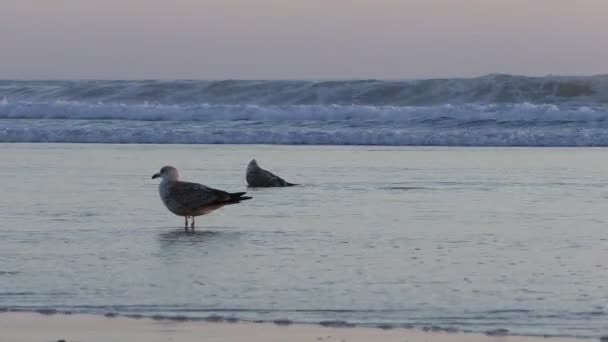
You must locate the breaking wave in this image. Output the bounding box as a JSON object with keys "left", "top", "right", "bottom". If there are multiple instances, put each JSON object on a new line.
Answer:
{"left": 1, "top": 75, "right": 607, "bottom": 145}
{"left": 1, "top": 74, "right": 608, "bottom": 105}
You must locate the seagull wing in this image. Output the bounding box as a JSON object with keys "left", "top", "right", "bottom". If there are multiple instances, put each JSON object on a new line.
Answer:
{"left": 247, "top": 163, "right": 295, "bottom": 187}
{"left": 257, "top": 168, "right": 291, "bottom": 187}
{"left": 168, "top": 181, "right": 235, "bottom": 210}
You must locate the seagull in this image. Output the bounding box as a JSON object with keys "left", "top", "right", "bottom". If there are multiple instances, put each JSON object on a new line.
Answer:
{"left": 246, "top": 159, "right": 297, "bottom": 187}
{"left": 152, "top": 166, "right": 251, "bottom": 231}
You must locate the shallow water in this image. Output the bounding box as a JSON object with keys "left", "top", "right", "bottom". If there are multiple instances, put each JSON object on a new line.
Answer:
{"left": 0, "top": 144, "right": 607, "bottom": 337}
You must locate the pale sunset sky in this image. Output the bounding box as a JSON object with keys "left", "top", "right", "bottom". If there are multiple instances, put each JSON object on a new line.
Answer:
{"left": 0, "top": 0, "right": 606, "bottom": 79}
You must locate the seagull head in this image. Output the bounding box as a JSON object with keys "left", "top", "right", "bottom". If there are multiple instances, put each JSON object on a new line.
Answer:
{"left": 248, "top": 159, "right": 259, "bottom": 168}
{"left": 152, "top": 166, "right": 179, "bottom": 181}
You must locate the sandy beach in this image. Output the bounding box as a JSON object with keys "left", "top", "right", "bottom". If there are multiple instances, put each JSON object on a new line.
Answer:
{"left": 0, "top": 312, "right": 592, "bottom": 342}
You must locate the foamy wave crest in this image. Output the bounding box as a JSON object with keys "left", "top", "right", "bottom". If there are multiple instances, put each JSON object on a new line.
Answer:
{"left": 1, "top": 101, "right": 607, "bottom": 124}
{"left": 2, "top": 75, "right": 608, "bottom": 146}
{"left": 1, "top": 74, "right": 608, "bottom": 106}
{"left": 2, "top": 119, "right": 608, "bottom": 146}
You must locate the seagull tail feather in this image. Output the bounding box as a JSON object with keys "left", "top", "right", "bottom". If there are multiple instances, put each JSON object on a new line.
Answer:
{"left": 227, "top": 192, "right": 252, "bottom": 203}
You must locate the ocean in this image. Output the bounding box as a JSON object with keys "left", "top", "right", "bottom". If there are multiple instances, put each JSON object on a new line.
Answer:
{"left": 0, "top": 144, "right": 607, "bottom": 338}
{"left": 1, "top": 75, "right": 608, "bottom": 146}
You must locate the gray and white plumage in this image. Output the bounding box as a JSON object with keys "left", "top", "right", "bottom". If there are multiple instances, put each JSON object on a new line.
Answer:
{"left": 152, "top": 166, "right": 251, "bottom": 230}
{"left": 246, "top": 159, "right": 296, "bottom": 187}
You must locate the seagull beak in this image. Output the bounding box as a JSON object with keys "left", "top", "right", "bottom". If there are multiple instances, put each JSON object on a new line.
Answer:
{"left": 152, "top": 173, "right": 160, "bottom": 179}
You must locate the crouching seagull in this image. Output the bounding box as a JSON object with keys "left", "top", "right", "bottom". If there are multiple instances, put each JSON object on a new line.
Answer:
{"left": 152, "top": 166, "right": 251, "bottom": 231}
{"left": 246, "top": 159, "right": 297, "bottom": 187}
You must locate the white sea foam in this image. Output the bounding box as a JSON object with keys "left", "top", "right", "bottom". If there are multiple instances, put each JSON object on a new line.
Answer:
{"left": 2, "top": 119, "right": 608, "bottom": 146}
{"left": 0, "top": 101, "right": 606, "bottom": 124}
{"left": 1, "top": 75, "right": 607, "bottom": 146}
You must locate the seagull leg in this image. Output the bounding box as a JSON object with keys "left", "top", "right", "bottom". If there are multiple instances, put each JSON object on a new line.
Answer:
{"left": 184, "top": 216, "right": 189, "bottom": 231}
{"left": 191, "top": 217, "right": 195, "bottom": 230}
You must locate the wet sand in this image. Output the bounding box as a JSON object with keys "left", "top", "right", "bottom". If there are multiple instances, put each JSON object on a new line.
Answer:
{"left": 0, "top": 312, "right": 590, "bottom": 342}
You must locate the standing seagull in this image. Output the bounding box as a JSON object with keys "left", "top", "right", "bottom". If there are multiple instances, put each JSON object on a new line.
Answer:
{"left": 246, "top": 159, "right": 297, "bottom": 187}
{"left": 152, "top": 166, "right": 251, "bottom": 231}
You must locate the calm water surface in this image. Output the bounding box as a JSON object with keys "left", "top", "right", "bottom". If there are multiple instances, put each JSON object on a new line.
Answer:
{"left": 0, "top": 144, "right": 607, "bottom": 337}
